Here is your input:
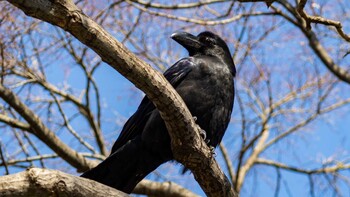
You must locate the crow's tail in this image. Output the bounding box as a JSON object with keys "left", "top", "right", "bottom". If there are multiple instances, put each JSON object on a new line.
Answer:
{"left": 81, "top": 137, "right": 165, "bottom": 193}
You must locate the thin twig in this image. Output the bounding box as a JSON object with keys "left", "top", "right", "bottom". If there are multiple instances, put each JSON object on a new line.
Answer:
{"left": 0, "top": 141, "right": 9, "bottom": 174}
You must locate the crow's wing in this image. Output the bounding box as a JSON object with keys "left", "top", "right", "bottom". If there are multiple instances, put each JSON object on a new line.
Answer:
{"left": 111, "top": 58, "right": 195, "bottom": 153}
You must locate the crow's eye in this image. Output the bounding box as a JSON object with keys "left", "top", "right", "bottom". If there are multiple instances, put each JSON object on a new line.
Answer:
{"left": 204, "top": 37, "right": 215, "bottom": 45}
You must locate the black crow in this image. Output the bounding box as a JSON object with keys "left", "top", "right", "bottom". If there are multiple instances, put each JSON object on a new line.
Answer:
{"left": 81, "top": 31, "right": 236, "bottom": 193}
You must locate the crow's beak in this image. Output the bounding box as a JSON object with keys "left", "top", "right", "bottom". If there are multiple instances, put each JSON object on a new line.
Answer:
{"left": 171, "top": 32, "right": 202, "bottom": 54}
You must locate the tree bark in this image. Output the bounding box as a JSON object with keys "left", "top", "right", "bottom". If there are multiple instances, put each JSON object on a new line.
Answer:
{"left": 0, "top": 168, "right": 128, "bottom": 197}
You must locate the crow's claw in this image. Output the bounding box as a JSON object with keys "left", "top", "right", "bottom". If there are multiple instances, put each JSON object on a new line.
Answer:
{"left": 209, "top": 146, "right": 216, "bottom": 156}
{"left": 205, "top": 139, "right": 210, "bottom": 144}
{"left": 199, "top": 129, "right": 206, "bottom": 140}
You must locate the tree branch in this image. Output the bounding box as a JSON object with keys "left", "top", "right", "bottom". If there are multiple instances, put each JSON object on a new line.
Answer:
{"left": 127, "top": 0, "right": 277, "bottom": 26}
{"left": 303, "top": 28, "right": 350, "bottom": 84}
{"left": 128, "top": 0, "right": 274, "bottom": 10}
{"left": 219, "top": 143, "right": 236, "bottom": 183}
{"left": 0, "top": 114, "right": 30, "bottom": 130}
{"left": 256, "top": 158, "right": 350, "bottom": 174}
{"left": 0, "top": 168, "right": 128, "bottom": 197}
{"left": 134, "top": 180, "right": 200, "bottom": 197}
{"left": 235, "top": 127, "right": 269, "bottom": 192}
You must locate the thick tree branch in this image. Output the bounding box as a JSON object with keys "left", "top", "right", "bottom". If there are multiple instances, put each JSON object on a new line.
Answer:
{"left": 0, "top": 168, "right": 128, "bottom": 197}
{"left": 0, "top": 167, "right": 198, "bottom": 197}
{"left": 6, "top": 0, "right": 236, "bottom": 196}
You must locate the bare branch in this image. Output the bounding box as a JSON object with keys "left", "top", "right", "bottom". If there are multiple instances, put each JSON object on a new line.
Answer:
{"left": 0, "top": 114, "right": 30, "bottom": 130}
{"left": 49, "top": 91, "right": 97, "bottom": 153}
{"left": 129, "top": 0, "right": 275, "bottom": 10}
{"left": 58, "top": 36, "right": 107, "bottom": 155}
{"left": 256, "top": 158, "right": 350, "bottom": 174}
{"left": 127, "top": 1, "right": 277, "bottom": 26}
{"left": 128, "top": 0, "right": 228, "bottom": 9}
{"left": 296, "top": 0, "right": 350, "bottom": 41}
{"left": 219, "top": 143, "right": 235, "bottom": 183}
{"left": 235, "top": 127, "right": 269, "bottom": 192}
{"left": 0, "top": 84, "right": 94, "bottom": 171}
{"left": 0, "top": 142, "right": 9, "bottom": 175}
{"left": 0, "top": 153, "right": 104, "bottom": 167}
{"left": 264, "top": 97, "right": 350, "bottom": 150}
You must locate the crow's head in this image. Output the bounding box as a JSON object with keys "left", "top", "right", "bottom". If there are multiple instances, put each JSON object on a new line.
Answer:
{"left": 171, "top": 31, "right": 230, "bottom": 56}
{"left": 171, "top": 31, "right": 235, "bottom": 74}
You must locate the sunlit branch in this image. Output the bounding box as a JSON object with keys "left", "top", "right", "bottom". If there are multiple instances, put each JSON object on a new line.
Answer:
{"left": 0, "top": 114, "right": 30, "bottom": 131}
{"left": 0, "top": 168, "right": 128, "bottom": 197}
{"left": 134, "top": 179, "right": 200, "bottom": 197}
